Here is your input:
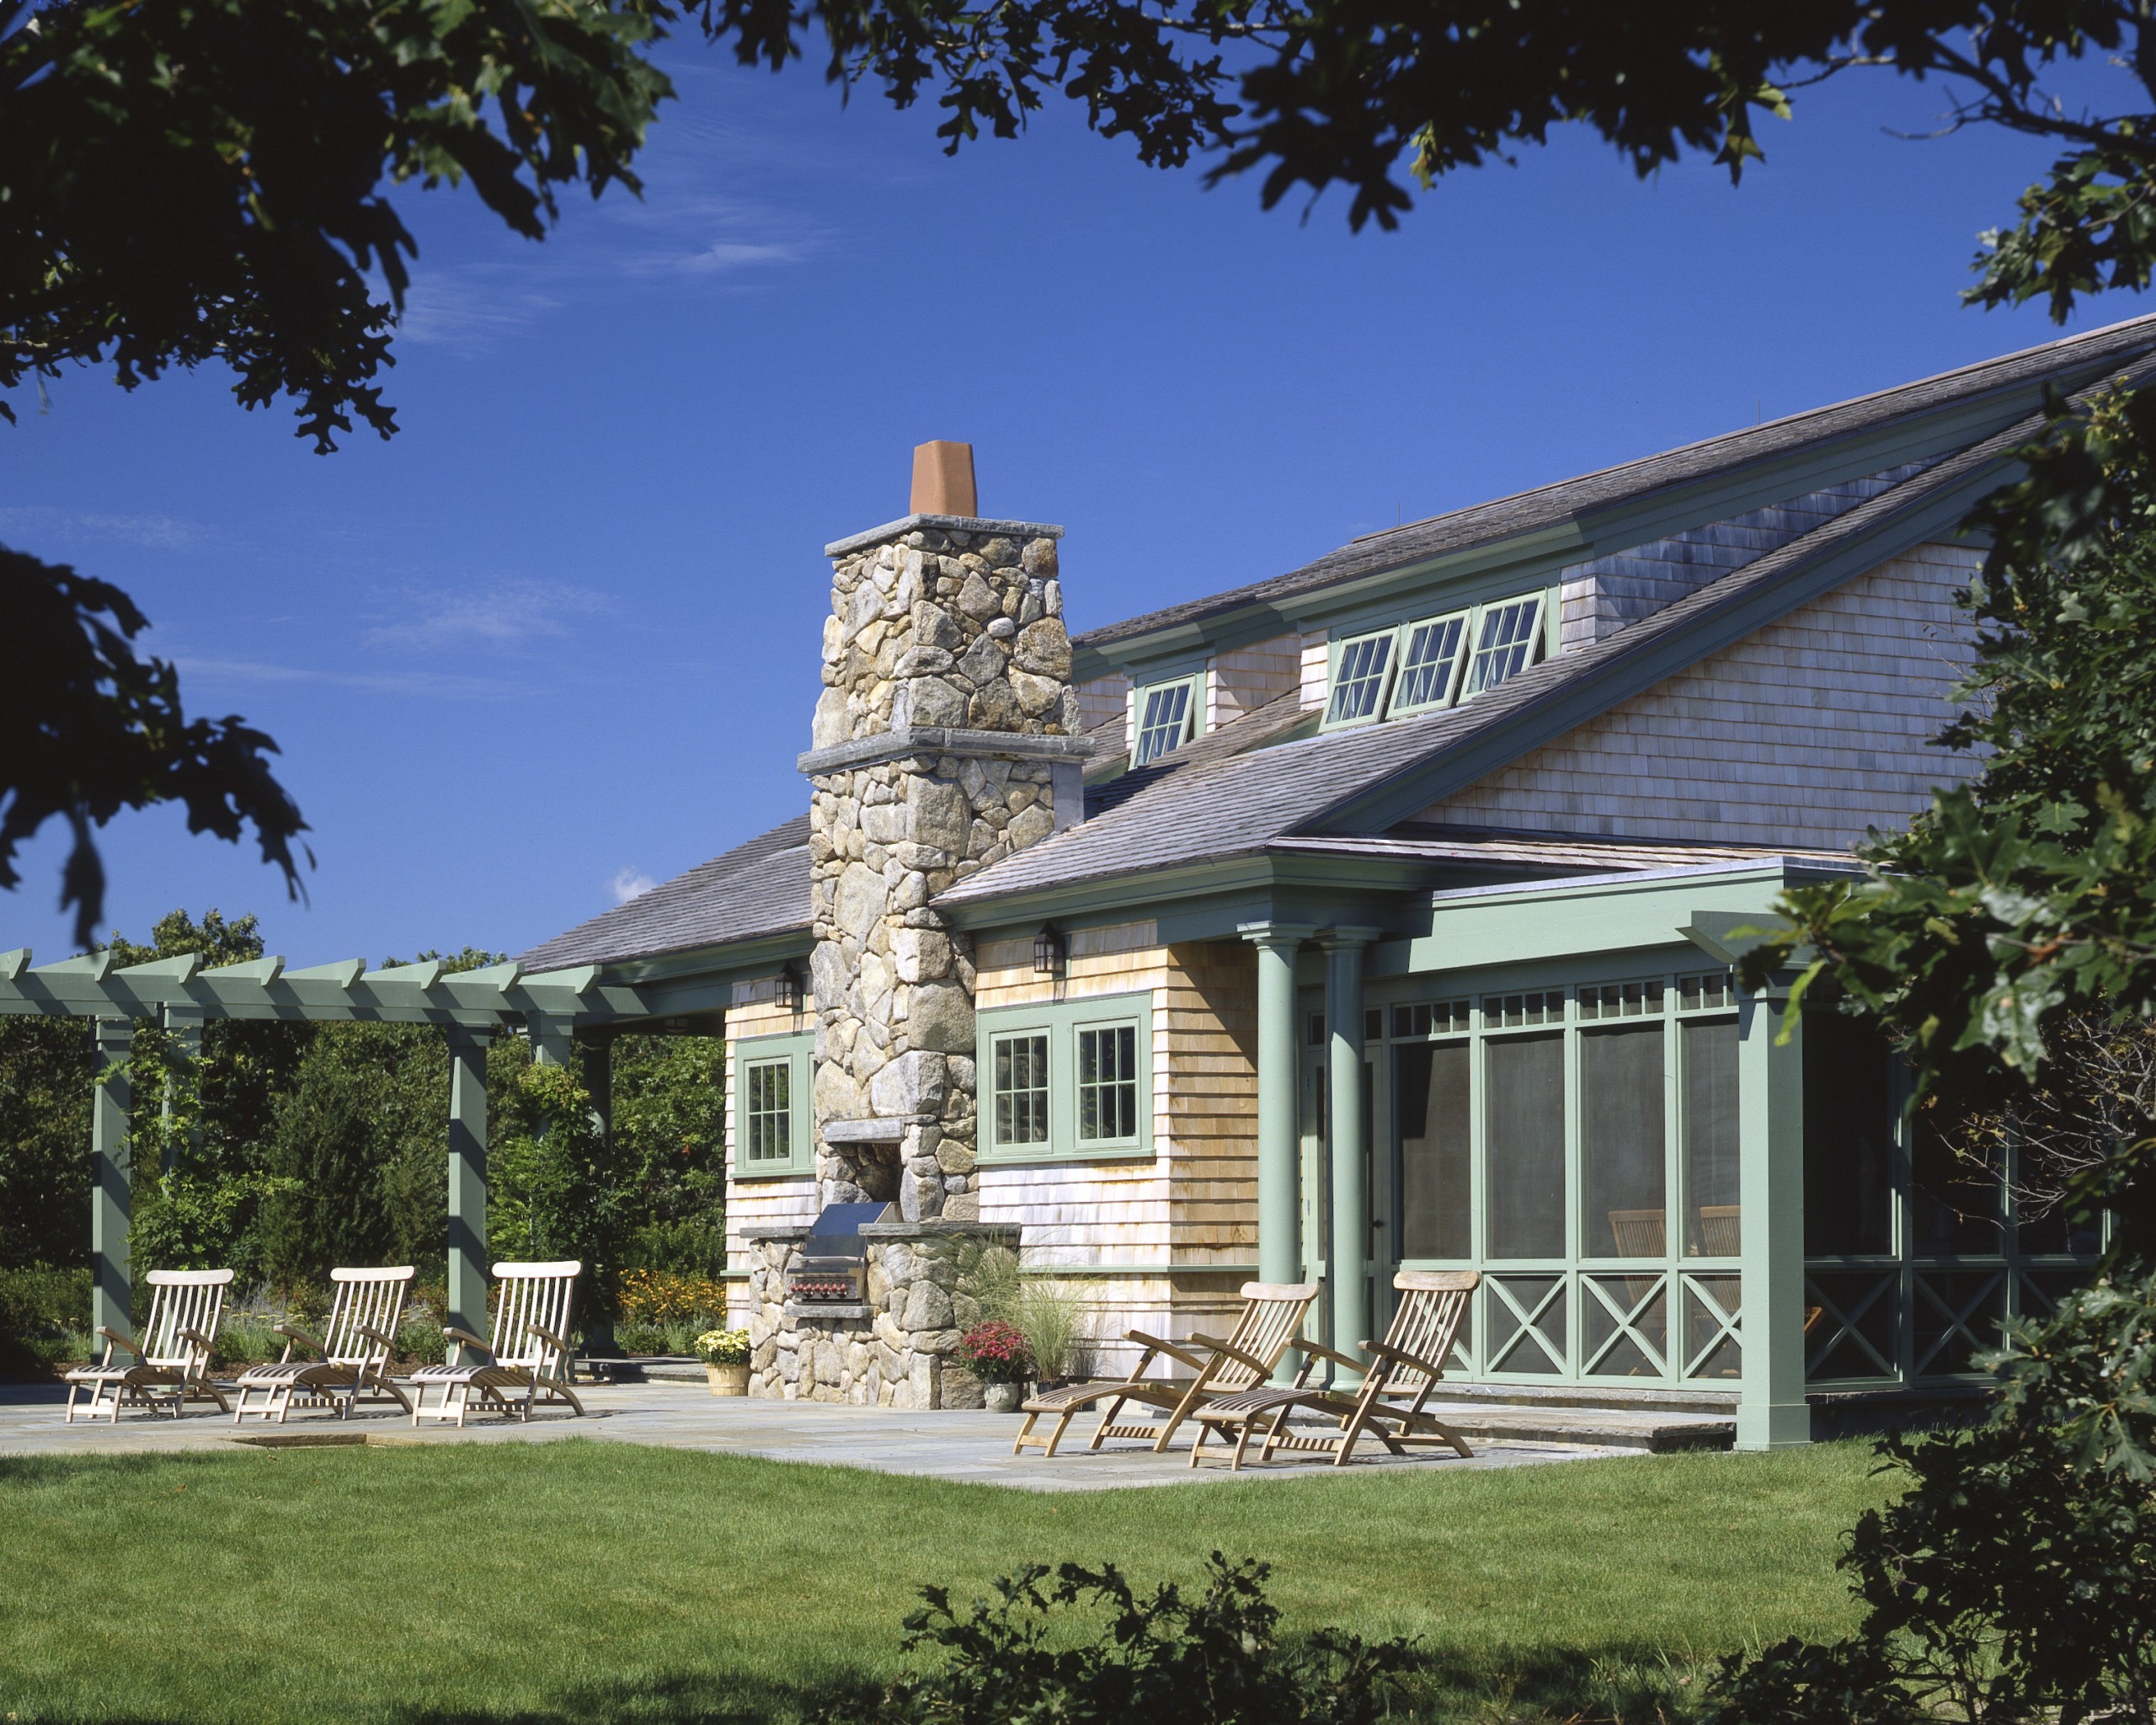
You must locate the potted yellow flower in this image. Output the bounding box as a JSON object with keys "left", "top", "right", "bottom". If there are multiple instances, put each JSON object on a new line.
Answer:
{"left": 696, "top": 1327, "right": 751, "bottom": 1396}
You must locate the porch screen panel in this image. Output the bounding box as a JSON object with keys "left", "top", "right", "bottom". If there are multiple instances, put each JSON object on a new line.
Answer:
{"left": 1682, "top": 1017, "right": 1740, "bottom": 1256}
{"left": 1397, "top": 1042, "right": 1470, "bottom": 1258}
{"left": 1487, "top": 1033, "right": 1566, "bottom": 1258}
{"left": 1803, "top": 1009, "right": 1894, "bottom": 1255}
{"left": 1582, "top": 1024, "right": 1666, "bottom": 1257}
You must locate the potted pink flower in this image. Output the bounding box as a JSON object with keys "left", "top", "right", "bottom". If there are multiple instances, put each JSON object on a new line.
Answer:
{"left": 955, "top": 1319, "right": 1034, "bottom": 1413}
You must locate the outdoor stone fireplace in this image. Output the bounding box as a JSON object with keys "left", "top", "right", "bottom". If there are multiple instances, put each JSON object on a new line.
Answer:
{"left": 746, "top": 442, "right": 1087, "bottom": 1407}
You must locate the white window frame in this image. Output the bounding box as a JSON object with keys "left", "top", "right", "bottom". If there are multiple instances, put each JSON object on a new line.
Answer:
{"left": 1130, "top": 676, "right": 1202, "bottom": 765}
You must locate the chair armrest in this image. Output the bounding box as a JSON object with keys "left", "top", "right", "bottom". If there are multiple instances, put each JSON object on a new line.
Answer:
{"left": 1187, "top": 1332, "right": 1276, "bottom": 1382}
{"left": 1122, "top": 1330, "right": 1208, "bottom": 1374}
{"left": 524, "top": 1322, "right": 572, "bottom": 1358}
{"left": 443, "top": 1325, "right": 492, "bottom": 1354}
{"left": 355, "top": 1325, "right": 400, "bottom": 1354}
{"left": 1363, "top": 1338, "right": 1448, "bottom": 1379}
{"left": 177, "top": 1327, "right": 214, "bottom": 1353}
{"left": 95, "top": 1325, "right": 141, "bottom": 1357}
{"left": 1288, "top": 1336, "right": 1365, "bottom": 1374}
{"left": 274, "top": 1322, "right": 324, "bottom": 1357}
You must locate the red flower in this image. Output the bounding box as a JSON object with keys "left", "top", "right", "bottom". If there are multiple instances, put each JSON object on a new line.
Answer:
{"left": 956, "top": 1319, "right": 1035, "bottom": 1383}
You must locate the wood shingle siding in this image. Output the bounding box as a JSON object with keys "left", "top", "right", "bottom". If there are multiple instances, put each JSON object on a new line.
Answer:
{"left": 1075, "top": 673, "right": 1130, "bottom": 733}
{"left": 723, "top": 989, "right": 818, "bottom": 1317}
{"left": 1209, "top": 633, "right": 1305, "bottom": 728}
{"left": 1418, "top": 542, "right": 1984, "bottom": 847}
{"left": 1557, "top": 466, "right": 1925, "bottom": 649}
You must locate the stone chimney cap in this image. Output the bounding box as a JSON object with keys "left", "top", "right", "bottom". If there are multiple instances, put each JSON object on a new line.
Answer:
{"left": 823, "top": 513, "right": 1064, "bottom": 559}
{"left": 911, "top": 441, "right": 977, "bottom": 516}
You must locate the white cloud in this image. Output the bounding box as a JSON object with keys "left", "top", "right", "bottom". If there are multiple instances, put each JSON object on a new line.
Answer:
{"left": 362, "top": 579, "right": 616, "bottom": 654}
{"left": 174, "top": 655, "right": 527, "bottom": 701}
{"left": 675, "top": 239, "right": 805, "bottom": 275}
{"left": 0, "top": 505, "right": 204, "bottom": 551}
{"left": 609, "top": 867, "right": 658, "bottom": 905}
{"left": 395, "top": 276, "right": 563, "bottom": 354}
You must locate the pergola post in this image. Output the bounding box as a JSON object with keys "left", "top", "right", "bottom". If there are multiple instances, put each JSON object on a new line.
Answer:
{"left": 160, "top": 1002, "right": 206, "bottom": 1172}
{"left": 445, "top": 1026, "right": 492, "bottom": 1360}
{"left": 91, "top": 1017, "right": 135, "bottom": 1338}
{"left": 1240, "top": 922, "right": 1314, "bottom": 1292}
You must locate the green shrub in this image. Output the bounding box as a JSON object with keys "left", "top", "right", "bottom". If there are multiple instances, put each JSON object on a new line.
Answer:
{"left": 0, "top": 1265, "right": 92, "bottom": 1370}
{"left": 211, "top": 1314, "right": 286, "bottom": 1370}
{"left": 863, "top": 1553, "right": 1418, "bottom": 1725}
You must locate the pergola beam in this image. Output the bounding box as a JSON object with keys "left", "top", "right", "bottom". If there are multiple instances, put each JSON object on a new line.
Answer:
{"left": 0, "top": 950, "right": 648, "bottom": 1028}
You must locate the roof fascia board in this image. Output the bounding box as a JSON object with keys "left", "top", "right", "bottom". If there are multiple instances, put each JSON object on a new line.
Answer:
{"left": 590, "top": 929, "right": 812, "bottom": 990}
{"left": 1312, "top": 451, "right": 2011, "bottom": 835}
{"left": 1071, "top": 369, "right": 2090, "bottom": 677}
{"left": 937, "top": 848, "right": 1434, "bottom": 934}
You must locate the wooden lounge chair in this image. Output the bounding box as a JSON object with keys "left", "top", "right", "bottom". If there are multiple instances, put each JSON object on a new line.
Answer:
{"left": 1188, "top": 1270, "right": 1479, "bottom": 1470}
{"left": 64, "top": 1268, "right": 234, "bottom": 1422}
{"left": 1012, "top": 1281, "right": 1318, "bottom": 1457}
{"left": 409, "top": 1260, "right": 585, "bottom": 1427}
{"left": 233, "top": 1266, "right": 415, "bottom": 1423}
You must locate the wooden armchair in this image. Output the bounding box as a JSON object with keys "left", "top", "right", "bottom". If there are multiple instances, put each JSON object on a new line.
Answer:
{"left": 233, "top": 1266, "right": 414, "bottom": 1423}
{"left": 1012, "top": 1282, "right": 1318, "bottom": 1457}
{"left": 1189, "top": 1270, "right": 1479, "bottom": 1470}
{"left": 409, "top": 1261, "right": 585, "bottom": 1427}
{"left": 63, "top": 1268, "right": 234, "bottom": 1423}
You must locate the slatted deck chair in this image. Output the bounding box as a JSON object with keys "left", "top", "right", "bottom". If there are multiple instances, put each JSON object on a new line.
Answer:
{"left": 63, "top": 1268, "right": 234, "bottom": 1423}
{"left": 1187, "top": 1270, "right": 1480, "bottom": 1471}
{"left": 233, "top": 1266, "right": 415, "bottom": 1423}
{"left": 409, "top": 1260, "right": 585, "bottom": 1428}
{"left": 1012, "top": 1281, "right": 1318, "bottom": 1458}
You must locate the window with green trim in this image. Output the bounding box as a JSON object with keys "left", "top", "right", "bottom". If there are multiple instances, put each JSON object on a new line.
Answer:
{"left": 1390, "top": 612, "right": 1470, "bottom": 713}
{"left": 1321, "top": 591, "right": 1550, "bottom": 729}
{"left": 1326, "top": 631, "right": 1395, "bottom": 723}
{"left": 1077, "top": 1024, "right": 1140, "bottom": 1140}
{"left": 1465, "top": 594, "right": 1546, "bottom": 696}
{"left": 993, "top": 1033, "right": 1051, "bottom": 1145}
{"left": 1132, "top": 677, "right": 1200, "bottom": 765}
{"left": 732, "top": 1033, "right": 813, "bottom": 1178}
{"left": 979, "top": 993, "right": 1153, "bottom": 1160}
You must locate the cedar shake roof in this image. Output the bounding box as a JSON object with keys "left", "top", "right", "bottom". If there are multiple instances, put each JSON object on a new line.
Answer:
{"left": 516, "top": 815, "right": 810, "bottom": 970}
{"left": 1074, "top": 313, "right": 2156, "bottom": 652}
{"left": 520, "top": 315, "right": 2156, "bottom": 968}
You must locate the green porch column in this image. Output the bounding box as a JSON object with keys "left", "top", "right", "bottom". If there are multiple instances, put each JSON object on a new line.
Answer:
{"left": 1240, "top": 923, "right": 1313, "bottom": 1293}
{"left": 445, "top": 1026, "right": 492, "bottom": 1360}
{"left": 1737, "top": 977, "right": 1808, "bottom": 1449}
{"left": 90, "top": 1017, "right": 134, "bottom": 1338}
{"left": 1321, "top": 928, "right": 1381, "bottom": 1372}
{"left": 528, "top": 1013, "right": 575, "bottom": 1073}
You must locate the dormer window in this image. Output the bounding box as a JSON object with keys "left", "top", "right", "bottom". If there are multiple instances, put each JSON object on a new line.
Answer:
{"left": 1465, "top": 595, "right": 1546, "bottom": 697}
{"left": 1323, "top": 590, "right": 1550, "bottom": 729}
{"left": 1132, "top": 676, "right": 1200, "bottom": 765}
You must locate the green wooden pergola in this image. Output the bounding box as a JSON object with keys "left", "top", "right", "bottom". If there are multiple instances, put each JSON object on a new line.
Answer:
{"left": 0, "top": 948, "right": 689, "bottom": 1348}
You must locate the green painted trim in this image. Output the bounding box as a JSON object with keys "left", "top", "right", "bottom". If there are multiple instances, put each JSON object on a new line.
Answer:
{"left": 977, "top": 992, "right": 1155, "bottom": 1163}
{"left": 1131, "top": 674, "right": 1203, "bottom": 765}
{"left": 1014, "top": 1263, "right": 1259, "bottom": 1278}
{"left": 733, "top": 1031, "right": 814, "bottom": 1178}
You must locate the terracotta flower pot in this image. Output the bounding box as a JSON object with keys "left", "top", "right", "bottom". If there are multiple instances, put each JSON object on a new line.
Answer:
{"left": 983, "top": 1381, "right": 1024, "bottom": 1413}
{"left": 706, "top": 1362, "right": 750, "bottom": 1397}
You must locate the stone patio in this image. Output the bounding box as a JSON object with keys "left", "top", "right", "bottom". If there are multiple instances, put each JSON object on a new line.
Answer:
{"left": 0, "top": 1380, "right": 1625, "bottom": 1491}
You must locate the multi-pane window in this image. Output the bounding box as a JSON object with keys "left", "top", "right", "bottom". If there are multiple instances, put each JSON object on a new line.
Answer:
{"left": 1465, "top": 595, "right": 1545, "bottom": 695}
{"left": 1326, "top": 633, "right": 1395, "bottom": 724}
{"left": 744, "top": 1058, "right": 792, "bottom": 1165}
{"left": 993, "top": 1033, "right": 1051, "bottom": 1146}
{"left": 1390, "top": 614, "right": 1469, "bottom": 713}
{"left": 1132, "top": 679, "right": 1198, "bottom": 765}
{"left": 1322, "top": 592, "right": 1550, "bottom": 728}
{"left": 1077, "top": 1025, "right": 1140, "bottom": 1141}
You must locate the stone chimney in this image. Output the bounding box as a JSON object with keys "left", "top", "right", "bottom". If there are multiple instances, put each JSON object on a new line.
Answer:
{"left": 799, "top": 445, "right": 1090, "bottom": 1221}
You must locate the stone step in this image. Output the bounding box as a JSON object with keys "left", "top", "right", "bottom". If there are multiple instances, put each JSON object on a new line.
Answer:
{"left": 1428, "top": 1380, "right": 1738, "bottom": 1418}
{"left": 1413, "top": 1400, "right": 1734, "bottom": 1453}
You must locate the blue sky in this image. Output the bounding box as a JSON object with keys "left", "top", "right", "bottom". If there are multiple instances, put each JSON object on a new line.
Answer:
{"left": 2, "top": 41, "right": 2139, "bottom": 967}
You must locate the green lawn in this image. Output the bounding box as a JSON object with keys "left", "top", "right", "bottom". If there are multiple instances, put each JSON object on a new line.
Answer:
{"left": 0, "top": 1440, "right": 1890, "bottom": 1723}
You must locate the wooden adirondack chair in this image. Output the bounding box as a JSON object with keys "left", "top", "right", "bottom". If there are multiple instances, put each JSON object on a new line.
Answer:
{"left": 1188, "top": 1270, "right": 1479, "bottom": 1470}
{"left": 63, "top": 1268, "right": 234, "bottom": 1422}
{"left": 1012, "top": 1281, "right": 1318, "bottom": 1457}
{"left": 233, "top": 1266, "right": 415, "bottom": 1423}
{"left": 409, "top": 1260, "right": 585, "bottom": 1427}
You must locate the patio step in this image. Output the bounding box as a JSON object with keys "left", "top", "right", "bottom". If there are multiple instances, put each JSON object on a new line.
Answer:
{"left": 1412, "top": 1399, "right": 1734, "bottom": 1453}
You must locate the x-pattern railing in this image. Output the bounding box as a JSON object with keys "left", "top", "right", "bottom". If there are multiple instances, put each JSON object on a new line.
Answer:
{"left": 1913, "top": 1269, "right": 2005, "bottom": 1377}
{"left": 1582, "top": 1273, "right": 1667, "bottom": 1376}
{"left": 1486, "top": 1275, "right": 1566, "bottom": 1374}
{"left": 1805, "top": 1271, "right": 1897, "bottom": 1377}
{"left": 1678, "top": 1274, "right": 1742, "bottom": 1377}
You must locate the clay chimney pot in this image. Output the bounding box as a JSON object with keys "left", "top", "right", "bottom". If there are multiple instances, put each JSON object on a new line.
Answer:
{"left": 910, "top": 441, "right": 978, "bottom": 517}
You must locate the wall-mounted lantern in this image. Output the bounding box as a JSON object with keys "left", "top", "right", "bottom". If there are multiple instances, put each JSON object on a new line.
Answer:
{"left": 1033, "top": 922, "right": 1067, "bottom": 979}
{"left": 774, "top": 959, "right": 804, "bottom": 1012}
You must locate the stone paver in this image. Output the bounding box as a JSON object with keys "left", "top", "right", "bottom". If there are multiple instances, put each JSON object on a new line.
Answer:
{"left": 0, "top": 1381, "right": 1625, "bottom": 1491}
